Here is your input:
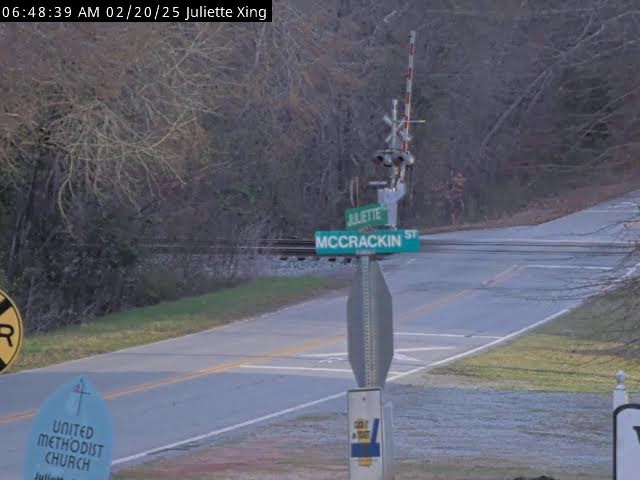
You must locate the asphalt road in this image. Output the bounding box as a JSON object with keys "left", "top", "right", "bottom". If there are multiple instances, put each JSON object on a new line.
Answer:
{"left": 2, "top": 191, "right": 640, "bottom": 478}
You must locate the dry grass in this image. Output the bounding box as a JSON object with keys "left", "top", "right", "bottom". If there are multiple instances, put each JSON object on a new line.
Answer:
{"left": 10, "top": 276, "right": 346, "bottom": 372}
{"left": 432, "top": 281, "right": 640, "bottom": 393}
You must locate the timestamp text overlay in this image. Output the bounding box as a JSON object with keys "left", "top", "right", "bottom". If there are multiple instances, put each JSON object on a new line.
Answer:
{"left": 0, "top": 1, "right": 272, "bottom": 22}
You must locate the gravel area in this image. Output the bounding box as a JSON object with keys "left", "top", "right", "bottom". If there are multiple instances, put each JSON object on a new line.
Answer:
{"left": 384, "top": 383, "right": 610, "bottom": 474}
{"left": 145, "top": 253, "right": 357, "bottom": 281}
{"left": 250, "top": 255, "right": 357, "bottom": 278}
{"left": 124, "top": 382, "right": 613, "bottom": 479}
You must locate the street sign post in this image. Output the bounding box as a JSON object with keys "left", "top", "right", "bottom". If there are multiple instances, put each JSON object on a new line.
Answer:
{"left": 347, "top": 258, "right": 393, "bottom": 388}
{"left": 614, "top": 404, "right": 640, "bottom": 480}
{"left": 338, "top": 28, "right": 418, "bottom": 480}
{"left": 345, "top": 204, "right": 388, "bottom": 230}
{"left": 315, "top": 230, "right": 419, "bottom": 256}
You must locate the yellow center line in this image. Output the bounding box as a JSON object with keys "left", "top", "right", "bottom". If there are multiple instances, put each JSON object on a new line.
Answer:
{"left": 0, "top": 409, "right": 37, "bottom": 425}
{"left": 105, "top": 335, "right": 344, "bottom": 400}
{"left": 0, "top": 335, "right": 342, "bottom": 426}
{"left": 0, "top": 264, "right": 522, "bottom": 426}
{"left": 397, "top": 264, "right": 522, "bottom": 322}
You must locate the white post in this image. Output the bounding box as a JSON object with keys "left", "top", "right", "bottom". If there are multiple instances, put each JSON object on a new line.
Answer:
{"left": 382, "top": 401, "right": 395, "bottom": 480}
{"left": 614, "top": 370, "right": 629, "bottom": 410}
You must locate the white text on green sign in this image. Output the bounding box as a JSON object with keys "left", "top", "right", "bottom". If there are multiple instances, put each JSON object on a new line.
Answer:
{"left": 315, "top": 230, "right": 420, "bottom": 254}
{"left": 345, "top": 204, "right": 388, "bottom": 230}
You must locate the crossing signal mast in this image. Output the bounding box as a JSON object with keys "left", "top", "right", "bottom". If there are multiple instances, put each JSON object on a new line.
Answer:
{"left": 371, "top": 30, "right": 424, "bottom": 228}
{"left": 344, "top": 30, "right": 422, "bottom": 480}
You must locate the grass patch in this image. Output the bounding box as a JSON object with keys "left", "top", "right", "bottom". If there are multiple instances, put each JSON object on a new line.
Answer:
{"left": 11, "top": 276, "right": 346, "bottom": 372}
{"left": 432, "top": 281, "right": 640, "bottom": 393}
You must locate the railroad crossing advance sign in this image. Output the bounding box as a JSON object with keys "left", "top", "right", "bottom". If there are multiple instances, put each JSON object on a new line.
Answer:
{"left": 315, "top": 229, "right": 420, "bottom": 255}
{"left": 345, "top": 204, "right": 388, "bottom": 230}
{"left": 347, "top": 258, "right": 393, "bottom": 388}
{"left": 614, "top": 403, "right": 640, "bottom": 480}
{"left": 0, "top": 289, "right": 23, "bottom": 374}
{"left": 23, "top": 375, "right": 114, "bottom": 480}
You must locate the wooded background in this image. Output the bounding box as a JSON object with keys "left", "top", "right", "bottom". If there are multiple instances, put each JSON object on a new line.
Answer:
{"left": 1, "top": 1, "right": 639, "bottom": 330}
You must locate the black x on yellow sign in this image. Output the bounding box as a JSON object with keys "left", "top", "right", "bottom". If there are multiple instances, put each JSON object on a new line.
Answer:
{"left": 0, "top": 290, "right": 23, "bottom": 373}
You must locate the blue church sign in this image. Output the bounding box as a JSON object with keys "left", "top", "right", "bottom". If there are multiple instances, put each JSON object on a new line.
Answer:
{"left": 23, "top": 375, "right": 114, "bottom": 480}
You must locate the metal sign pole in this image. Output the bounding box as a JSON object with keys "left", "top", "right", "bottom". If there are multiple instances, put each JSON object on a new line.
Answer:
{"left": 347, "top": 256, "right": 395, "bottom": 389}
{"left": 361, "top": 254, "right": 375, "bottom": 387}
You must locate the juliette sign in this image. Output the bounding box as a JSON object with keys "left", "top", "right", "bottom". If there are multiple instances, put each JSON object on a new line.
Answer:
{"left": 345, "top": 204, "right": 388, "bottom": 230}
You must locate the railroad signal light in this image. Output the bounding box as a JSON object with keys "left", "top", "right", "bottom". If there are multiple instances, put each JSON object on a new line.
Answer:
{"left": 392, "top": 152, "right": 415, "bottom": 167}
{"left": 372, "top": 151, "right": 394, "bottom": 167}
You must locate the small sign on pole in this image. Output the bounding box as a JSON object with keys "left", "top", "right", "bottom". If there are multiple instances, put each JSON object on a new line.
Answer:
{"left": 345, "top": 204, "right": 389, "bottom": 231}
{"left": 349, "top": 388, "right": 386, "bottom": 480}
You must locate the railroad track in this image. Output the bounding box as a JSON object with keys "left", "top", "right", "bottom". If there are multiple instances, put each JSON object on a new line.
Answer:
{"left": 127, "top": 239, "right": 358, "bottom": 260}
{"left": 72, "top": 238, "right": 324, "bottom": 259}
{"left": 71, "top": 237, "right": 638, "bottom": 258}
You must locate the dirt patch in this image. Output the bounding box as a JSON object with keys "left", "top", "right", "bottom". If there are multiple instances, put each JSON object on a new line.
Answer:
{"left": 119, "top": 435, "right": 344, "bottom": 480}
{"left": 421, "top": 178, "right": 640, "bottom": 234}
{"left": 130, "top": 442, "right": 293, "bottom": 478}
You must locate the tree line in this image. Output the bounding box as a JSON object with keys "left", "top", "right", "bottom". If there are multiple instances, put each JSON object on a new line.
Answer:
{"left": 1, "top": 1, "right": 638, "bottom": 330}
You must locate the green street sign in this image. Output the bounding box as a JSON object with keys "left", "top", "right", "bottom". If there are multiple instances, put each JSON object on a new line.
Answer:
{"left": 345, "top": 203, "right": 388, "bottom": 230}
{"left": 315, "top": 230, "right": 420, "bottom": 255}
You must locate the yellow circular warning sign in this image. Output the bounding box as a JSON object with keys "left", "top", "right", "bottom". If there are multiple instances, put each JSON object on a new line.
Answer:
{"left": 0, "top": 290, "right": 23, "bottom": 373}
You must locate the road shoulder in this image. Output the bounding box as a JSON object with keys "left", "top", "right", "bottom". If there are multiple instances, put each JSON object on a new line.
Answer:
{"left": 8, "top": 276, "right": 348, "bottom": 373}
